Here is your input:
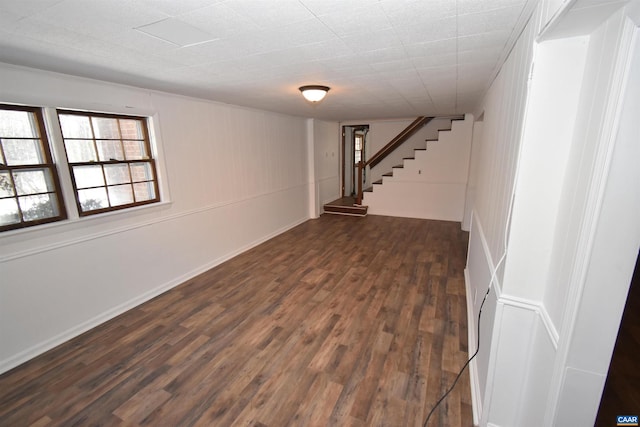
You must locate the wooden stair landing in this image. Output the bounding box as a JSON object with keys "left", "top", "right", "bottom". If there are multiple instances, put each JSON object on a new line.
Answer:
{"left": 323, "top": 197, "right": 368, "bottom": 216}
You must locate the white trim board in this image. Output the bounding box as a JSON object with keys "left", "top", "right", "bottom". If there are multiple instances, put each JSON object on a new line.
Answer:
{"left": 465, "top": 267, "right": 482, "bottom": 426}
{"left": 0, "top": 183, "right": 308, "bottom": 263}
{"left": 0, "top": 215, "right": 309, "bottom": 374}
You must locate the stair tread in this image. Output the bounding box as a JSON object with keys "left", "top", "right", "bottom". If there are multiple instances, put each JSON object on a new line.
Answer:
{"left": 323, "top": 204, "right": 368, "bottom": 217}
{"left": 382, "top": 172, "right": 393, "bottom": 177}
{"left": 393, "top": 164, "right": 404, "bottom": 168}
{"left": 373, "top": 179, "right": 383, "bottom": 185}
{"left": 364, "top": 186, "right": 373, "bottom": 192}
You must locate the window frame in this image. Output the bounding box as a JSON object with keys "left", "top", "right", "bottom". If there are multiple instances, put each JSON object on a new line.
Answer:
{"left": 56, "top": 109, "right": 160, "bottom": 217}
{"left": 0, "top": 104, "right": 67, "bottom": 232}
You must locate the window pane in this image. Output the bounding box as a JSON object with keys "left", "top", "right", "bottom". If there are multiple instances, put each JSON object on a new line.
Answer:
{"left": 0, "top": 109, "right": 38, "bottom": 138}
{"left": 0, "top": 198, "right": 20, "bottom": 225}
{"left": 59, "top": 114, "right": 93, "bottom": 138}
{"left": 119, "top": 119, "right": 143, "bottom": 139}
{"left": 78, "top": 187, "right": 108, "bottom": 212}
{"left": 129, "top": 162, "right": 153, "bottom": 182}
{"left": 19, "top": 193, "right": 59, "bottom": 221}
{"left": 92, "top": 117, "right": 120, "bottom": 139}
{"left": 0, "top": 172, "right": 15, "bottom": 197}
{"left": 108, "top": 184, "right": 134, "bottom": 206}
{"left": 73, "top": 165, "right": 104, "bottom": 189}
{"left": 65, "top": 139, "right": 97, "bottom": 163}
{"left": 133, "top": 182, "right": 155, "bottom": 202}
{"left": 2, "top": 139, "right": 45, "bottom": 165}
{"left": 13, "top": 169, "right": 55, "bottom": 195}
{"left": 0, "top": 105, "right": 65, "bottom": 230}
{"left": 123, "top": 140, "right": 147, "bottom": 160}
{"left": 57, "top": 110, "right": 158, "bottom": 218}
{"left": 104, "top": 164, "right": 130, "bottom": 185}
{"left": 96, "top": 140, "right": 124, "bottom": 161}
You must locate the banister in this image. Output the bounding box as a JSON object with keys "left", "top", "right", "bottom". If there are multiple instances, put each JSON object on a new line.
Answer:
{"left": 356, "top": 114, "right": 465, "bottom": 204}
{"left": 366, "top": 116, "right": 433, "bottom": 168}
{"left": 356, "top": 160, "right": 363, "bottom": 205}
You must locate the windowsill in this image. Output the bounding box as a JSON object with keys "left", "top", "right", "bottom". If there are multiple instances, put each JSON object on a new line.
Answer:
{"left": 0, "top": 199, "right": 173, "bottom": 240}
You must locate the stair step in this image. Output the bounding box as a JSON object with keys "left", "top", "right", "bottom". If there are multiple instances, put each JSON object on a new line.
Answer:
{"left": 323, "top": 204, "right": 368, "bottom": 216}
{"left": 364, "top": 186, "right": 373, "bottom": 193}
{"left": 402, "top": 157, "right": 414, "bottom": 160}
{"left": 382, "top": 172, "right": 393, "bottom": 177}
{"left": 373, "top": 179, "right": 383, "bottom": 185}
{"left": 393, "top": 164, "right": 403, "bottom": 168}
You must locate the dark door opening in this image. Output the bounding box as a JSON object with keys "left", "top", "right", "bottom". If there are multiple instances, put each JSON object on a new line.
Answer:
{"left": 595, "top": 249, "right": 640, "bottom": 426}
{"left": 341, "top": 124, "right": 368, "bottom": 198}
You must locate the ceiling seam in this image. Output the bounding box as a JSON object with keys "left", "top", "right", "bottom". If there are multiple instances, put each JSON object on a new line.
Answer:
{"left": 378, "top": 3, "right": 436, "bottom": 115}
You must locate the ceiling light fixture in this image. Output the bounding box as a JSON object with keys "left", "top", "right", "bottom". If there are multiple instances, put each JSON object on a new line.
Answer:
{"left": 299, "top": 85, "right": 330, "bottom": 103}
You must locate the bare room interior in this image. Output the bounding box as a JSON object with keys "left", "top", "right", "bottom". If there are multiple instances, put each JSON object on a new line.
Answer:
{"left": 1, "top": 1, "right": 639, "bottom": 426}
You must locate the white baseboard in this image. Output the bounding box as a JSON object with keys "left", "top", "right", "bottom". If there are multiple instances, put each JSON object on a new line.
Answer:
{"left": 0, "top": 216, "right": 308, "bottom": 374}
{"left": 465, "top": 267, "right": 482, "bottom": 426}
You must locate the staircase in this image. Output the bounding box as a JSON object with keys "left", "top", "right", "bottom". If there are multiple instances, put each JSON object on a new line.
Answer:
{"left": 323, "top": 196, "right": 368, "bottom": 217}
{"left": 363, "top": 114, "right": 472, "bottom": 221}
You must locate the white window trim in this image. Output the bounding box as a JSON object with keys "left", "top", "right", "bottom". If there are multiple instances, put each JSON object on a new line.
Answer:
{"left": 0, "top": 104, "right": 172, "bottom": 236}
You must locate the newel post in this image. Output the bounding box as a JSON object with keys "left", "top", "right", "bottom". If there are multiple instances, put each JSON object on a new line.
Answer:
{"left": 356, "top": 161, "right": 363, "bottom": 205}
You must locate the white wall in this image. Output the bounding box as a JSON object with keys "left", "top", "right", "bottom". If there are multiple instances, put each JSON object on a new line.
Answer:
{"left": 545, "top": 13, "right": 640, "bottom": 427}
{"left": 479, "top": 31, "right": 590, "bottom": 423}
{"left": 363, "top": 116, "right": 473, "bottom": 221}
{"left": 464, "top": 6, "right": 537, "bottom": 419}
{"left": 341, "top": 118, "right": 453, "bottom": 189}
{"left": 368, "top": 118, "right": 453, "bottom": 186}
{"left": 465, "top": 1, "right": 640, "bottom": 426}
{"left": 462, "top": 120, "right": 482, "bottom": 231}
{"left": 0, "top": 63, "right": 311, "bottom": 373}
{"left": 312, "top": 119, "right": 340, "bottom": 213}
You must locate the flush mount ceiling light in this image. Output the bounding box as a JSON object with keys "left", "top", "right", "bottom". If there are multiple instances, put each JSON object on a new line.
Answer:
{"left": 299, "top": 85, "right": 330, "bottom": 103}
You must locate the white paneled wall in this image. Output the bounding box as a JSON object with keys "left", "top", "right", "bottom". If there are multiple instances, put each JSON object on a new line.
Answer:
{"left": 466, "top": 1, "right": 640, "bottom": 426}
{"left": 544, "top": 13, "right": 640, "bottom": 427}
{"left": 313, "top": 119, "right": 340, "bottom": 209}
{"left": 0, "top": 63, "right": 311, "bottom": 373}
{"left": 470, "top": 11, "right": 536, "bottom": 284}
{"left": 365, "top": 118, "right": 453, "bottom": 187}
{"left": 364, "top": 116, "right": 473, "bottom": 221}
{"left": 465, "top": 2, "right": 540, "bottom": 424}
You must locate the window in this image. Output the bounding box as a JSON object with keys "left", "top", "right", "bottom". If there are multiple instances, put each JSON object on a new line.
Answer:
{"left": 354, "top": 133, "right": 364, "bottom": 164}
{"left": 0, "top": 105, "right": 162, "bottom": 233}
{"left": 57, "top": 110, "right": 159, "bottom": 216}
{"left": 0, "top": 104, "right": 66, "bottom": 231}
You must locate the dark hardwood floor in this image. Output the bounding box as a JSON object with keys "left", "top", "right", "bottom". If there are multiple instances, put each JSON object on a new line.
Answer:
{"left": 595, "top": 251, "right": 640, "bottom": 426}
{"left": 0, "top": 214, "right": 472, "bottom": 427}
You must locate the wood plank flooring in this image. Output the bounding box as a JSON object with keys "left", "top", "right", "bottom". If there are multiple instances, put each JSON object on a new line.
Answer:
{"left": 0, "top": 214, "right": 472, "bottom": 427}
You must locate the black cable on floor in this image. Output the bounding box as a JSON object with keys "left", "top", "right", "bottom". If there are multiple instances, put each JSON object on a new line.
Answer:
{"left": 423, "top": 286, "right": 491, "bottom": 427}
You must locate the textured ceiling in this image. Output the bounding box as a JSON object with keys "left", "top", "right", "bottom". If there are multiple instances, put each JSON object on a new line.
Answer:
{"left": 0, "top": 0, "right": 536, "bottom": 121}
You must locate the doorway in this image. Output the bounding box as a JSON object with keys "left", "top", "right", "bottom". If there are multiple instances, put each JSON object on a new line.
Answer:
{"left": 341, "top": 124, "right": 369, "bottom": 197}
